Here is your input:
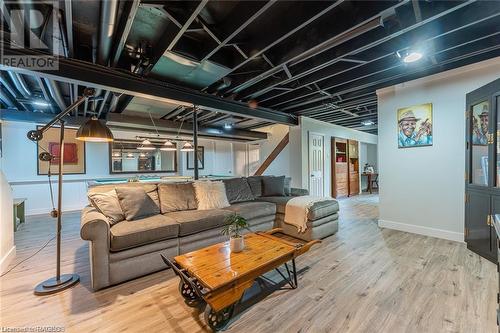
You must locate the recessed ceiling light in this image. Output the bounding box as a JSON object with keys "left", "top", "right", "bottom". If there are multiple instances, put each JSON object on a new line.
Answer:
{"left": 361, "top": 120, "right": 375, "bottom": 126}
{"left": 224, "top": 123, "right": 232, "bottom": 129}
{"left": 397, "top": 49, "right": 423, "bottom": 63}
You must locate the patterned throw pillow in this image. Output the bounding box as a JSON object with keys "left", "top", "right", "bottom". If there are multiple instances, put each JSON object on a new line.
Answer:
{"left": 193, "top": 181, "right": 230, "bottom": 210}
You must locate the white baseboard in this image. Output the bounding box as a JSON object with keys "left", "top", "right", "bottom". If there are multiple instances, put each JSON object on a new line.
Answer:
{"left": 0, "top": 245, "right": 16, "bottom": 274}
{"left": 378, "top": 219, "right": 464, "bottom": 243}
{"left": 27, "top": 205, "right": 84, "bottom": 216}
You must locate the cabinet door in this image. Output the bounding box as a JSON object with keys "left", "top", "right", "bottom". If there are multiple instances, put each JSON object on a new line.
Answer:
{"left": 466, "top": 191, "right": 494, "bottom": 261}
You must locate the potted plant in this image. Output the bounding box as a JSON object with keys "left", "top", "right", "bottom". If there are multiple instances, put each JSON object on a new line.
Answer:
{"left": 221, "top": 213, "right": 249, "bottom": 252}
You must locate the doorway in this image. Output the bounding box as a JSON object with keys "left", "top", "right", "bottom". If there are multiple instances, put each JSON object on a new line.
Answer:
{"left": 308, "top": 132, "right": 324, "bottom": 197}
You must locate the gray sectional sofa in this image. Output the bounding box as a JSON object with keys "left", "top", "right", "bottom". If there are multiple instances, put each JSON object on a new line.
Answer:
{"left": 80, "top": 176, "right": 339, "bottom": 290}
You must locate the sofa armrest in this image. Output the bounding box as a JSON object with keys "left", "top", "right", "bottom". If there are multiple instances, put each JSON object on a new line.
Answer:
{"left": 80, "top": 206, "right": 111, "bottom": 290}
{"left": 291, "top": 188, "right": 309, "bottom": 196}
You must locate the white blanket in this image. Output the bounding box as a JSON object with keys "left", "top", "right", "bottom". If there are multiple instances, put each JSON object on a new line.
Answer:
{"left": 284, "top": 196, "right": 332, "bottom": 233}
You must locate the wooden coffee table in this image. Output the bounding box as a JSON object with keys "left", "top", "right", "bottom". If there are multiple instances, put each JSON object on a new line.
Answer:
{"left": 162, "top": 228, "right": 320, "bottom": 331}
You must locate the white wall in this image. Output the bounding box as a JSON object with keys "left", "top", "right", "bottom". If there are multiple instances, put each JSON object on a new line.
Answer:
{"left": 359, "top": 143, "right": 378, "bottom": 189}
{"left": 0, "top": 170, "right": 15, "bottom": 274}
{"left": 256, "top": 124, "right": 290, "bottom": 177}
{"left": 377, "top": 56, "right": 500, "bottom": 242}
{"left": 0, "top": 121, "right": 262, "bottom": 215}
{"left": 290, "top": 116, "right": 378, "bottom": 195}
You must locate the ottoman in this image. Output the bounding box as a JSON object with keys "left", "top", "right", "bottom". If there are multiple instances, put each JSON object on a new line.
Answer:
{"left": 258, "top": 196, "right": 339, "bottom": 241}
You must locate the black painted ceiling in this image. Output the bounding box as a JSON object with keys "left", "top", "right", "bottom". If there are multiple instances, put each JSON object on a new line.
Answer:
{"left": 2, "top": 0, "right": 500, "bottom": 134}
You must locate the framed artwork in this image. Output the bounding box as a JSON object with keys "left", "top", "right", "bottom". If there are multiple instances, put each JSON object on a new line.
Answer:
{"left": 187, "top": 146, "right": 204, "bottom": 170}
{"left": 472, "top": 101, "right": 489, "bottom": 145}
{"left": 397, "top": 103, "right": 433, "bottom": 148}
{"left": 37, "top": 126, "right": 86, "bottom": 175}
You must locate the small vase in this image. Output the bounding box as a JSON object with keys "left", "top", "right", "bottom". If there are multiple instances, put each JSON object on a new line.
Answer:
{"left": 230, "top": 236, "right": 245, "bottom": 252}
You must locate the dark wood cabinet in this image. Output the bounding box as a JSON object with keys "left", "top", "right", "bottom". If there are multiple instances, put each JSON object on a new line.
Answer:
{"left": 332, "top": 138, "right": 359, "bottom": 198}
{"left": 465, "top": 78, "right": 500, "bottom": 263}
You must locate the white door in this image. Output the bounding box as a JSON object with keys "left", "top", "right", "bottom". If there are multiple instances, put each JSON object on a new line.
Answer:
{"left": 309, "top": 132, "right": 324, "bottom": 196}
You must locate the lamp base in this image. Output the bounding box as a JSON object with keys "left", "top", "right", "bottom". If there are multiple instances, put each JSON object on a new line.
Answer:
{"left": 34, "top": 274, "right": 80, "bottom": 296}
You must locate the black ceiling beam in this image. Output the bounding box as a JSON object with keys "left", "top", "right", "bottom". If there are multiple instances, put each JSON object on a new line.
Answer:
{"left": 0, "top": 45, "right": 297, "bottom": 125}
{"left": 110, "top": 0, "right": 141, "bottom": 67}
{"left": 63, "top": 0, "right": 73, "bottom": 58}
{"left": 165, "top": 0, "right": 209, "bottom": 52}
{"left": 200, "top": 1, "right": 276, "bottom": 63}
{"left": 202, "top": 1, "right": 343, "bottom": 91}
{"left": 253, "top": 0, "right": 479, "bottom": 109}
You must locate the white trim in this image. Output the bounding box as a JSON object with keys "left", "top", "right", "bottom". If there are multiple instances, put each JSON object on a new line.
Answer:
{"left": 0, "top": 245, "right": 16, "bottom": 274}
{"left": 27, "top": 206, "right": 83, "bottom": 216}
{"left": 378, "top": 219, "right": 464, "bottom": 243}
{"left": 308, "top": 131, "right": 325, "bottom": 196}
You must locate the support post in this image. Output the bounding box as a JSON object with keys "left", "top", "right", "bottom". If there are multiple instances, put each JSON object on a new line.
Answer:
{"left": 193, "top": 107, "right": 199, "bottom": 180}
{"left": 56, "top": 120, "right": 64, "bottom": 280}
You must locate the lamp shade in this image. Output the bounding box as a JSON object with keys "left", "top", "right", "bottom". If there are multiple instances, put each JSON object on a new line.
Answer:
{"left": 180, "top": 142, "right": 194, "bottom": 152}
{"left": 137, "top": 139, "right": 156, "bottom": 150}
{"left": 76, "top": 117, "right": 114, "bottom": 142}
{"left": 160, "top": 140, "right": 176, "bottom": 151}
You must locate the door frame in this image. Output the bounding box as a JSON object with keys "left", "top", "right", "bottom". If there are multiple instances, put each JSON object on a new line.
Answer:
{"left": 308, "top": 131, "right": 325, "bottom": 196}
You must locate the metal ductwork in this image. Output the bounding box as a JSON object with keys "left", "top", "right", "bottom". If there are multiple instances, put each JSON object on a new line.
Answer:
{"left": 43, "top": 78, "right": 67, "bottom": 112}
{"left": 8, "top": 72, "right": 31, "bottom": 98}
{"left": 0, "top": 84, "right": 16, "bottom": 108}
{"left": 0, "top": 72, "right": 21, "bottom": 98}
{"left": 97, "top": 0, "right": 119, "bottom": 66}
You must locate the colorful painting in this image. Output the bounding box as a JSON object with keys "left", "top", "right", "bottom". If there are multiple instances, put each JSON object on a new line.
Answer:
{"left": 472, "top": 101, "right": 489, "bottom": 145}
{"left": 397, "top": 103, "right": 433, "bottom": 148}
{"left": 37, "top": 126, "right": 86, "bottom": 175}
{"left": 48, "top": 142, "right": 78, "bottom": 164}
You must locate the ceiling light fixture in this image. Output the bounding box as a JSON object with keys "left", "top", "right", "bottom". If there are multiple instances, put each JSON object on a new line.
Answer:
{"left": 224, "top": 123, "right": 232, "bottom": 129}
{"left": 361, "top": 120, "right": 375, "bottom": 126}
{"left": 397, "top": 49, "right": 423, "bottom": 63}
{"left": 32, "top": 99, "right": 51, "bottom": 107}
{"left": 137, "top": 138, "right": 156, "bottom": 150}
{"left": 160, "top": 140, "right": 176, "bottom": 151}
{"left": 126, "top": 152, "right": 135, "bottom": 159}
{"left": 180, "top": 142, "right": 194, "bottom": 152}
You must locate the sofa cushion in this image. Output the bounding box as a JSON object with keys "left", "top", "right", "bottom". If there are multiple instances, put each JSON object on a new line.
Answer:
{"left": 224, "top": 202, "right": 276, "bottom": 220}
{"left": 110, "top": 215, "right": 179, "bottom": 251}
{"left": 247, "top": 176, "right": 263, "bottom": 197}
{"left": 307, "top": 200, "right": 339, "bottom": 220}
{"left": 262, "top": 176, "right": 285, "bottom": 196}
{"left": 88, "top": 189, "right": 124, "bottom": 225}
{"left": 223, "top": 178, "right": 254, "bottom": 203}
{"left": 158, "top": 182, "right": 197, "bottom": 213}
{"left": 88, "top": 183, "right": 160, "bottom": 207}
{"left": 257, "top": 196, "right": 293, "bottom": 214}
{"left": 165, "top": 209, "right": 233, "bottom": 236}
{"left": 284, "top": 177, "right": 292, "bottom": 196}
{"left": 193, "top": 181, "right": 230, "bottom": 210}
{"left": 115, "top": 186, "right": 160, "bottom": 221}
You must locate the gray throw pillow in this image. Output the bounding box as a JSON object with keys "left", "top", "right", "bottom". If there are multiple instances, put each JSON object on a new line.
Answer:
{"left": 247, "top": 176, "right": 263, "bottom": 197}
{"left": 284, "top": 177, "right": 292, "bottom": 196}
{"left": 158, "top": 183, "right": 197, "bottom": 213}
{"left": 88, "top": 189, "right": 125, "bottom": 225}
{"left": 223, "top": 178, "right": 255, "bottom": 203}
{"left": 262, "top": 176, "right": 285, "bottom": 196}
{"left": 115, "top": 186, "right": 160, "bottom": 221}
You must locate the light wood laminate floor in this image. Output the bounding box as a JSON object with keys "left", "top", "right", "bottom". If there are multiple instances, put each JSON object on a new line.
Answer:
{"left": 0, "top": 195, "right": 496, "bottom": 332}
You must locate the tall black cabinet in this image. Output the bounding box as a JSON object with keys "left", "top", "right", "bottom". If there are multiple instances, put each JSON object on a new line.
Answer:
{"left": 465, "top": 77, "right": 500, "bottom": 263}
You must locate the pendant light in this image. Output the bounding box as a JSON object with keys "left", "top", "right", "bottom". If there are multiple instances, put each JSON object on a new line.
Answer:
{"left": 180, "top": 141, "right": 194, "bottom": 152}
{"left": 112, "top": 151, "right": 121, "bottom": 159}
{"left": 76, "top": 116, "right": 114, "bottom": 142}
{"left": 126, "top": 152, "right": 135, "bottom": 159}
{"left": 137, "top": 138, "right": 155, "bottom": 150}
{"left": 160, "top": 140, "right": 176, "bottom": 151}
{"left": 139, "top": 152, "right": 147, "bottom": 158}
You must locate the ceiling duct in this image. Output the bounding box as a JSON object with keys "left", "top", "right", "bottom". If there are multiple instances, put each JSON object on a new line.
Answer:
{"left": 97, "top": 0, "right": 119, "bottom": 66}
{"left": 8, "top": 72, "right": 31, "bottom": 98}
{"left": 0, "top": 84, "right": 16, "bottom": 108}
{"left": 43, "top": 79, "right": 66, "bottom": 112}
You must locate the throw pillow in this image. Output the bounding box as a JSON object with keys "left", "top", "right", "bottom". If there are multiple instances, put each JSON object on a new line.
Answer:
{"left": 247, "top": 176, "right": 263, "bottom": 197}
{"left": 88, "top": 189, "right": 125, "bottom": 225}
{"left": 223, "top": 178, "right": 255, "bottom": 203}
{"left": 115, "top": 186, "right": 160, "bottom": 221}
{"left": 158, "top": 182, "right": 197, "bottom": 213}
{"left": 284, "top": 177, "right": 292, "bottom": 196}
{"left": 262, "top": 176, "right": 285, "bottom": 196}
{"left": 193, "top": 181, "right": 230, "bottom": 210}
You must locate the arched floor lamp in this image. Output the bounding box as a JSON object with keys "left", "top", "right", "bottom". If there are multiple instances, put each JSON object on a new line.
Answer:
{"left": 27, "top": 88, "right": 114, "bottom": 295}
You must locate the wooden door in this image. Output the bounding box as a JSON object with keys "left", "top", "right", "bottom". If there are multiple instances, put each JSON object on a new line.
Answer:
{"left": 465, "top": 78, "right": 500, "bottom": 262}
{"left": 309, "top": 132, "right": 324, "bottom": 197}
